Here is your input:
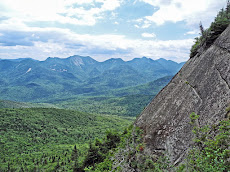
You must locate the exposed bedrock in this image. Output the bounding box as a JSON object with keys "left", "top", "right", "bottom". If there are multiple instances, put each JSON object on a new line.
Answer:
{"left": 135, "top": 25, "right": 230, "bottom": 165}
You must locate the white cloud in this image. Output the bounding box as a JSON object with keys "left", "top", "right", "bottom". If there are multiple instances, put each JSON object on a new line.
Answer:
{"left": 0, "top": 0, "right": 122, "bottom": 26}
{"left": 142, "top": 20, "right": 152, "bottom": 28}
{"left": 135, "top": 18, "right": 143, "bottom": 23}
{"left": 70, "top": 0, "right": 94, "bottom": 5}
{"left": 184, "top": 30, "right": 199, "bottom": 35}
{"left": 134, "top": 19, "right": 151, "bottom": 28}
{"left": 0, "top": 25, "right": 193, "bottom": 62}
{"left": 142, "top": 33, "right": 156, "bottom": 38}
{"left": 100, "top": 0, "right": 121, "bottom": 11}
{"left": 140, "top": 0, "right": 226, "bottom": 27}
{"left": 0, "top": 0, "right": 198, "bottom": 62}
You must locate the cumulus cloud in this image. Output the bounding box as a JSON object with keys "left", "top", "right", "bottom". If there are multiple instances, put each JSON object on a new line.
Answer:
{"left": 0, "top": 0, "right": 122, "bottom": 26}
{"left": 0, "top": 25, "right": 193, "bottom": 62}
{"left": 0, "top": 0, "right": 204, "bottom": 62}
{"left": 184, "top": 30, "right": 199, "bottom": 35}
{"left": 140, "top": 0, "right": 226, "bottom": 27}
{"left": 141, "top": 32, "right": 156, "bottom": 38}
{"left": 141, "top": 21, "right": 152, "bottom": 28}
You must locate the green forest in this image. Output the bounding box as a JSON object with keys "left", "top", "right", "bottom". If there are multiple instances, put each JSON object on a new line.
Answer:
{"left": 1, "top": 2, "right": 230, "bottom": 172}
{"left": 0, "top": 108, "right": 133, "bottom": 171}
{"left": 1, "top": 108, "right": 228, "bottom": 171}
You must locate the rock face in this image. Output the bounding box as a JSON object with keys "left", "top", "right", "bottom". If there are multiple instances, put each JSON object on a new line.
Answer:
{"left": 135, "top": 25, "right": 230, "bottom": 164}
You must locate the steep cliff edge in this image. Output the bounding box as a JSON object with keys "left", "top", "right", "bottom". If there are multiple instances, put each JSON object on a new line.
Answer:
{"left": 135, "top": 25, "right": 230, "bottom": 165}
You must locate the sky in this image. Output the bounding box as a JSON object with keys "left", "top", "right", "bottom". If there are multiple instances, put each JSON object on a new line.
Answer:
{"left": 0, "top": 0, "right": 227, "bottom": 62}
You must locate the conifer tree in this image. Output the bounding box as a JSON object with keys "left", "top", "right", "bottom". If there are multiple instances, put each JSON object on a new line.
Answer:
{"left": 71, "top": 145, "right": 78, "bottom": 161}
{"left": 199, "top": 22, "right": 205, "bottom": 36}
{"left": 73, "top": 160, "right": 79, "bottom": 172}
{"left": 83, "top": 142, "right": 103, "bottom": 167}
{"left": 54, "top": 161, "right": 60, "bottom": 171}
{"left": 226, "top": 0, "right": 230, "bottom": 18}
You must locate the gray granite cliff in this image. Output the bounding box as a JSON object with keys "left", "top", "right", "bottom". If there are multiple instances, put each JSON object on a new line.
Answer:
{"left": 135, "top": 25, "right": 230, "bottom": 165}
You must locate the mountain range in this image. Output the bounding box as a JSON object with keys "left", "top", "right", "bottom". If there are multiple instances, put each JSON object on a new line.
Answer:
{"left": 0, "top": 56, "right": 184, "bottom": 102}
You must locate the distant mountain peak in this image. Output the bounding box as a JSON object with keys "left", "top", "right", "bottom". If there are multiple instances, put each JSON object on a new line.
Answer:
{"left": 44, "top": 55, "right": 98, "bottom": 67}
{"left": 105, "top": 58, "right": 124, "bottom": 63}
{"left": 45, "top": 57, "right": 60, "bottom": 61}
{"left": 68, "top": 55, "right": 98, "bottom": 63}
{"left": 69, "top": 56, "right": 84, "bottom": 66}
{"left": 131, "top": 56, "right": 153, "bottom": 61}
{"left": 156, "top": 58, "right": 167, "bottom": 61}
{"left": 68, "top": 55, "right": 84, "bottom": 59}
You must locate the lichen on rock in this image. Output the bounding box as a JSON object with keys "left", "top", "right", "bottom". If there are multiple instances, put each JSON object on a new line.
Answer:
{"left": 135, "top": 24, "right": 230, "bottom": 165}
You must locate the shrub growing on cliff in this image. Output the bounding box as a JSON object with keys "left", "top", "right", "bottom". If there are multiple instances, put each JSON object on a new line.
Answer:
{"left": 84, "top": 114, "right": 229, "bottom": 172}
{"left": 90, "top": 125, "right": 172, "bottom": 172}
{"left": 185, "top": 114, "right": 230, "bottom": 172}
{"left": 83, "top": 130, "right": 122, "bottom": 170}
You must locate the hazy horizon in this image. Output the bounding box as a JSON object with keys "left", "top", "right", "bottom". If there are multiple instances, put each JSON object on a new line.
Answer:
{"left": 0, "top": 54, "right": 186, "bottom": 63}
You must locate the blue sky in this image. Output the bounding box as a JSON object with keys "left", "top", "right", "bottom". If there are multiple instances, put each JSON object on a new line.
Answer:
{"left": 0, "top": 0, "right": 227, "bottom": 62}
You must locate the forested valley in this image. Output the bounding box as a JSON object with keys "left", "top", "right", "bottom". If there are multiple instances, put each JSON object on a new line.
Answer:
{"left": 1, "top": 1, "right": 230, "bottom": 172}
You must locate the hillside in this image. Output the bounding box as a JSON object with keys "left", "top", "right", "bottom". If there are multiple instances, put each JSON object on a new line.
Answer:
{"left": 55, "top": 76, "right": 173, "bottom": 116}
{"left": 0, "top": 100, "right": 58, "bottom": 109}
{"left": 0, "top": 75, "right": 172, "bottom": 117}
{"left": 110, "top": 75, "right": 173, "bottom": 97}
{"left": 0, "top": 56, "right": 183, "bottom": 102}
{"left": 0, "top": 108, "right": 133, "bottom": 171}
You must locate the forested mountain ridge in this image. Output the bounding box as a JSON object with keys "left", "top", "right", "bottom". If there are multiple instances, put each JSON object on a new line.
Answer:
{"left": 0, "top": 56, "right": 184, "bottom": 102}
{"left": 54, "top": 76, "right": 173, "bottom": 117}
{"left": 0, "top": 75, "right": 173, "bottom": 117}
{"left": 0, "top": 100, "right": 59, "bottom": 109}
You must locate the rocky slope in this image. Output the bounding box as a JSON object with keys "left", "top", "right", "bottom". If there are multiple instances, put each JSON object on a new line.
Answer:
{"left": 135, "top": 25, "right": 230, "bottom": 165}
